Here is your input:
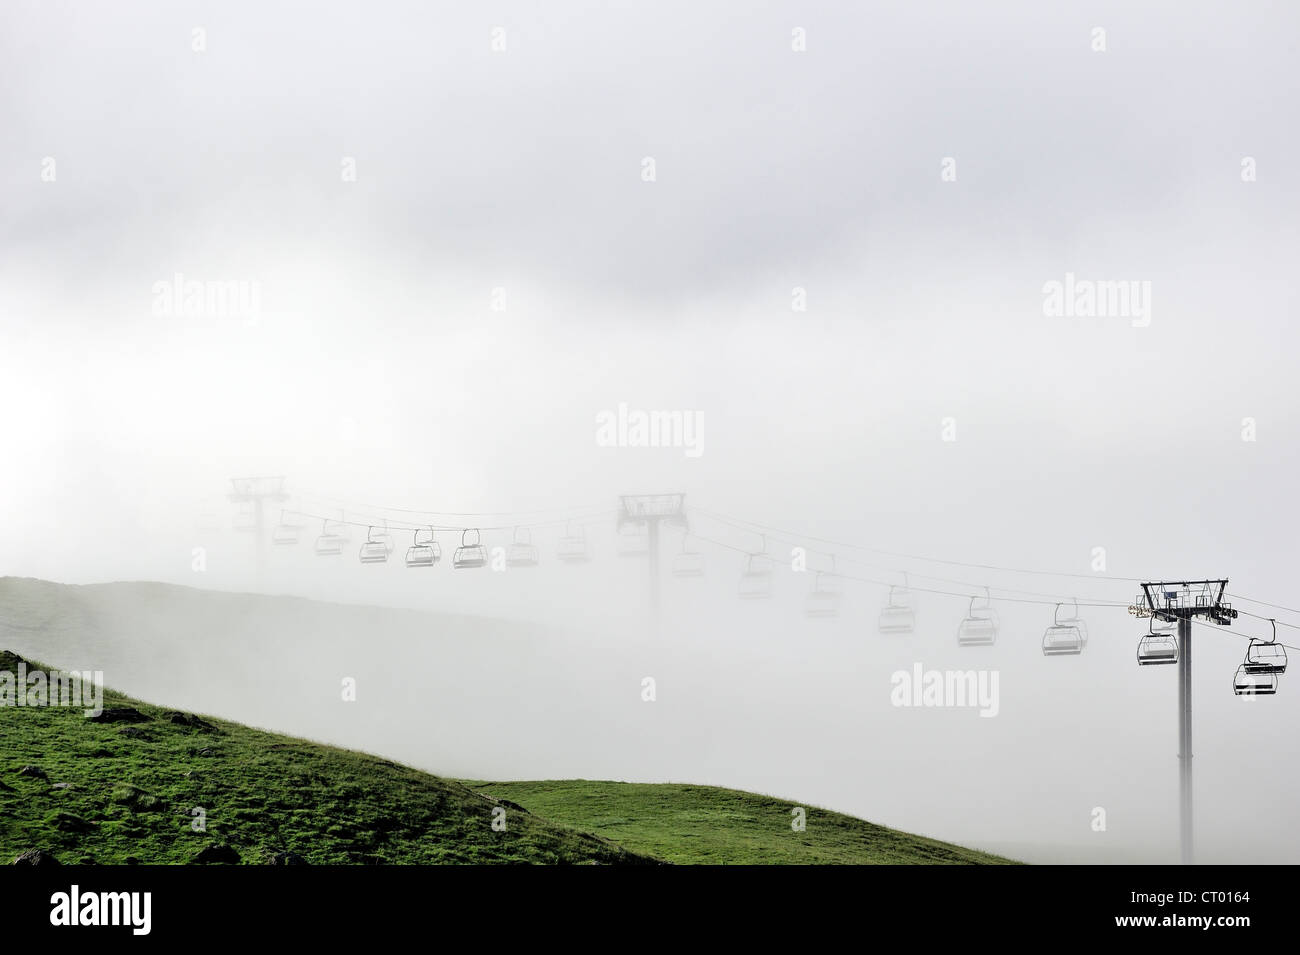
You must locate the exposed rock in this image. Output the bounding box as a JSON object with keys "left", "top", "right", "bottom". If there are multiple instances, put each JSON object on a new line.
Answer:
{"left": 49, "top": 812, "right": 95, "bottom": 834}
{"left": 17, "top": 765, "right": 47, "bottom": 779}
{"left": 118, "top": 726, "right": 150, "bottom": 739}
{"left": 50, "top": 782, "right": 74, "bottom": 790}
{"left": 86, "top": 707, "right": 150, "bottom": 724}
{"left": 191, "top": 844, "right": 240, "bottom": 865}
{"left": 13, "top": 849, "right": 60, "bottom": 866}
{"left": 164, "top": 711, "right": 215, "bottom": 730}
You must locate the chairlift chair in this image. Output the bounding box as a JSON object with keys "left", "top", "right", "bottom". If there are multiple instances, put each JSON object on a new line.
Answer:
{"left": 1243, "top": 620, "right": 1287, "bottom": 674}
{"left": 672, "top": 545, "right": 705, "bottom": 578}
{"left": 616, "top": 521, "right": 650, "bottom": 557}
{"left": 1042, "top": 602, "right": 1084, "bottom": 656}
{"left": 958, "top": 589, "right": 998, "bottom": 646}
{"left": 272, "top": 511, "right": 302, "bottom": 546}
{"left": 359, "top": 526, "right": 391, "bottom": 564}
{"left": 557, "top": 524, "right": 590, "bottom": 564}
{"left": 1234, "top": 665, "right": 1278, "bottom": 696}
{"left": 314, "top": 520, "right": 346, "bottom": 557}
{"left": 878, "top": 585, "right": 915, "bottom": 634}
{"left": 405, "top": 528, "right": 441, "bottom": 568}
{"left": 738, "top": 552, "right": 774, "bottom": 599}
{"left": 1136, "top": 618, "right": 1179, "bottom": 666}
{"left": 804, "top": 572, "right": 841, "bottom": 618}
{"left": 453, "top": 529, "right": 488, "bottom": 569}
{"left": 507, "top": 527, "right": 539, "bottom": 568}
{"left": 1055, "top": 597, "right": 1088, "bottom": 647}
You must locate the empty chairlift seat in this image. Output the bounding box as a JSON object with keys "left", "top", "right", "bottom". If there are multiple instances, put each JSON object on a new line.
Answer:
{"left": 359, "top": 526, "right": 391, "bottom": 564}
{"left": 506, "top": 528, "right": 539, "bottom": 568}
{"left": 405, "top": 528, "right": 441, "bottom": 568}
{"left": 453, "top": 529, "right": 488, "bottom": 569}
{"left": 1042, "top": 603, "right": 1084, "bottom": 656}
{"left": 804, "top": 572, "right": 841, "bottom": 618}
{"left": 878, "top": 585, "right": 915, "bottom": 634}
{"left": 314, "top": 520, "right": 346, "bottom": 557}
{"left": 1244, "top": 621, "right": 1287, "bottom": 674}
{"left": 958, "top": 590, "right": 998, "bottom": 647}
{"left": 738, "top": 553, "right": 774, "bottom": 599}
{"left": 1136, "top": 624, "right": 1178, "bottom": 666}
{"left": 1234, "top": 665, "right": 1278, "bottom": 696}
{"left": 272, "top": 511, "right": 302, "bottom": 546}
{"left": 557, "top": 524, "right": 590, "bottom": 564}
{"left": 616, "top": 521, "right": 649, "bottom": 557}
{"left": 672, "top": 547, "right": 705, "bottom": 578}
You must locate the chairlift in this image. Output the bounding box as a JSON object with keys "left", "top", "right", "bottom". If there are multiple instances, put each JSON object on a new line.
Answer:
{"left": 506, "top": 527, "right": 539, "bottom": 568}
{"left": 878, "top": 584, "right": 915, "bottom": 634}
{"left": 958, "top": 588, "right": 998, "bottom": 647}
{"left": 453, "top": 529, "right": 488, "bottom": 569}
{"left": 314, "top": 520, "right": 346, "bottom": 557}
{"left": 1136, "top": 618, "right": 1179, "bottom": 666}
{"left": 1055, "top": 597, "right": 1088, "bottom": 647}
{"left": 672, "top": 537, "right": 705, "bottom": 578}
{"left": 616, "top": 521, "right": 650, "bottom": 557}
{"left": 1042, "top": 602, "right": 1084, "bottom": 656}
{"left": 804, "top": 571, "right": 841, "bottom": 618}
{"left": 272, "top": 510, "right": 302, "bottom": 546}
{"left": 405, "top": 528, "right": 441, "bottom": 568}
{"left": 738, "top": 550, "right": 774, "bottom": 599}
{"left": 359, "top": 526, "right": 391, "bottom": 564}
{"left": 1233, "top": 665, "right": 1278, "bottom": 696}
{"left": 557, "top": 523, "right": 591, "bottom": 564}
{"left": 1243, "top": 619, "right": 1287, "bottom": 674}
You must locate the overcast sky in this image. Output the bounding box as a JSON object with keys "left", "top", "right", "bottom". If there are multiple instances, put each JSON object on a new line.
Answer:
{"left": 2, "top": 0, "right": 1299, "bottom": 861}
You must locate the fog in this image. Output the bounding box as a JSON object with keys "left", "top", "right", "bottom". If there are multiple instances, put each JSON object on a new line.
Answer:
{"left": 2, "top": 0, "right": 1299, "bottom": 862}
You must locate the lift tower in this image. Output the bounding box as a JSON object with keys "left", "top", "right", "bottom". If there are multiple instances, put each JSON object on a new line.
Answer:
{"left": 1135, "top": 579, "right": 1237, "bottom": 865}
{"left": 228, "top": 476, "right": 289, "bottom": 585}
{"left": 618, "top": 494, "right": 687, "bottom": 633}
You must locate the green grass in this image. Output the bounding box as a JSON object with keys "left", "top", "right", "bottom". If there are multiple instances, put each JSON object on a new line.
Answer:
{"left": 1, "top": 647, "right": 1014, "bottom": 865}
{"left": 465, "top": 780, "right": 1016, "bottom": 864}
{"left": 0, "top": 652, "right": 648, "bottom": 865}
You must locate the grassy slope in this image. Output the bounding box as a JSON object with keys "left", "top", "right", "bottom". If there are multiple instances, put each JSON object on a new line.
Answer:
{"left": 0, "top": 653, "right": 648, "bottom": 865}
{"left": 468, "top": 780, "right": 1016, "bottom": 864}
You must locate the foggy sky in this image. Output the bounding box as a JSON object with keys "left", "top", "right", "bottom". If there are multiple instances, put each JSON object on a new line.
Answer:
{"left": 2, "top": 0, "right": 1299, "bottom": 862}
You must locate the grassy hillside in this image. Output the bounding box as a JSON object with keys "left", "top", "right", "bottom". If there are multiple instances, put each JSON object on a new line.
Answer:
{"left": 0, "top": 652, "right": 648, "bottom": 864}
{"left": 468, "top": 780, "right": 1015, "bottom": 864}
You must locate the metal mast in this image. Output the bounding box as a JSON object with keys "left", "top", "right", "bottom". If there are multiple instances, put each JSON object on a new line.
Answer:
{"left": 1136, "top": 579, "right": 1236, "bottom": 865}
